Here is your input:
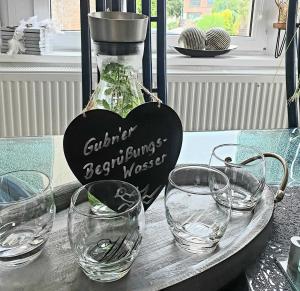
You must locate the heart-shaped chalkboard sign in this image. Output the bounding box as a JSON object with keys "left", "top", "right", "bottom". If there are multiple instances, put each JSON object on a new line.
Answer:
{"left": 63, "top": 103, "right": 183, "bottom": 211}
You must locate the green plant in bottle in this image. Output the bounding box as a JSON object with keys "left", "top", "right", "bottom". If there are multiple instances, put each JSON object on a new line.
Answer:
{"left": 92, "top": 61, "right": 144, "bottom": 118}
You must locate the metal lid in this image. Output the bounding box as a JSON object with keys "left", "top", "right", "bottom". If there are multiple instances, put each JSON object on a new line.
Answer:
{"left": 93, "top": 42, "right": 144, "bottom": 56}
{"left": 88, "top": 12, "right": 148, "bottom": 43}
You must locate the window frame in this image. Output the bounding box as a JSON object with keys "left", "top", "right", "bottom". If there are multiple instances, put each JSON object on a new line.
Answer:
{"left": 1, "top": 0, "right": 269, "bottom": 53}
{"left": 190, "top": 0, "right": 201, "bottom": 8}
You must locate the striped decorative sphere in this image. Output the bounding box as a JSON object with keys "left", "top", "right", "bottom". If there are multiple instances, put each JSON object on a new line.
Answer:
{"left": 178, "top": 27, "right": 206, "bottom": 50}
{"left": 206, "top": 28, "right": 231, "bottom": 50}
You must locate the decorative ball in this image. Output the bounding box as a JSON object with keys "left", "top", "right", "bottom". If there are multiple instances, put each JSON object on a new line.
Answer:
{"left": 206, "top": 28, "right": 231, "bottom": 50}
{"left": 178, "top": 27, "right": 206, "bottom": 50}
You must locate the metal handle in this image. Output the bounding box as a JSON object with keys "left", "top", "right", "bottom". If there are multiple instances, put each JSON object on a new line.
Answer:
{"left": 241, "top": 152, "right": 289, "bottom": 203}
{"left": 264, "top": 153, "right": 289, "bottom": 203}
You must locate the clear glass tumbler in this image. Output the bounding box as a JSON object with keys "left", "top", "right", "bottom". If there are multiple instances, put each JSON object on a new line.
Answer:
{"left": 0, "top": 170, "right": 55, "bottom": 267}
{"left": 209, "top": 144, "right": 266, "bottom": 210}
{"left": 68, "top": 180, "right": 145, "bottom": 282}
{"left": 165, "top": 165, "right": 231, "bottom": 254}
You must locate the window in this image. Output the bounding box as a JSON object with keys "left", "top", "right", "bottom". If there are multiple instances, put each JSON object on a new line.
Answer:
{"left": 51, "top": 0, "right": 96, "bottom": 30}
{"left": 190, "top": 0, "right": 201, "bottom": 7}
{"left": 51, "top": 0, "right": 254, "bottom": 37}
{"left": 138, "top": 0, "right": 254, "bottom": 37}
{"left": 0, "top": 0, "right": 268, "bottom": 52}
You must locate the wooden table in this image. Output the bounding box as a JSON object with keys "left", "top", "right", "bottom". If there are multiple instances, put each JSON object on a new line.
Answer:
{"left": 0, "top": 129, "right": 299, "bottom": 290}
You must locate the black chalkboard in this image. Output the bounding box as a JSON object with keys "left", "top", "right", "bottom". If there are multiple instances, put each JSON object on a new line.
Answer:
{"left": 63, "top": 102, "right": 183, "bottom": 211}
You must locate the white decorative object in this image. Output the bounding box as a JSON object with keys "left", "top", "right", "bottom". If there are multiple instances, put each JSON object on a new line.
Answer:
{"left": 0, "top": 16, "right": 60, "bottom": 55}
{"left": 178, "top": 27, "right": 206, "bottom": 50}
{"left": 206, "top": 28, "right": 231, "bottom": 50}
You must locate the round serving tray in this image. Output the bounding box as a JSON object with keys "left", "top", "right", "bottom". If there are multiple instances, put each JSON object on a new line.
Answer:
{"left": 172, "top": 45, "right": 238, "bottom": 57}
{"left": 0, "top": 182, "right": 274, "bottom": 291}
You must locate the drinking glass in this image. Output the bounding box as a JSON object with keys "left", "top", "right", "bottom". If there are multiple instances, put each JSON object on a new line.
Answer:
{"left": 68, "top": 180, "right": 145, "bottom": 282}
{"left": 0, "top": 170, "right": 55, "bottom": 267}
{"left": 165, "top": 165, "right": 231, "bottom": 254}
{"left": 209, "top": 144, "right": 266, "bottom": 210}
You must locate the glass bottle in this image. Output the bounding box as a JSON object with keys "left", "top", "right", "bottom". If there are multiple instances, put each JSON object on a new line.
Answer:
{"left": 92, "top": 42, "right": 144, "bottom": 117}
{"left": 88, "top": 11, "right": 148, "bottom": 117}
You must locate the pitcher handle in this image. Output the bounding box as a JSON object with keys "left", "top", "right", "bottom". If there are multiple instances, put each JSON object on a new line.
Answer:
{"left": 241, "top": 153, "right": 288, "bottom": 203}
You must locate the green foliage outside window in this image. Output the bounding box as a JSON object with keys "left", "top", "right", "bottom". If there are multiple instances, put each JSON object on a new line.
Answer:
{"left": 136, "top": 0, "right": 157, "bottom": 15}
{"left": 168, "top": 0, "right": 184, "bottom": 18}
{"left": 136, "top": 0, "right": 183, "bottom": 18}
{"left": 135, "top": 0, "right": 252, "bottom": 36}
{"left": 210, "top": 0, "right": 251, "bottom": 34}
{"left": 195, "top": 9, "right": 240, "bottom": 35}
{"left": 136, "top": 0, "right": 182, "bottom": 30}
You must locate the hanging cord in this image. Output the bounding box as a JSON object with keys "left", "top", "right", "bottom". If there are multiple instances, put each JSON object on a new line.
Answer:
{"left": 274, "top": 0, "right": 288, "bottom": 58}
{"left": 271, "top": 26, "right": 300, "bottom": 103}
{"left": 82, "top": 82, "right": 101, "bottom": 116}
{"left": 273, "top": 27, "right": 299, "bottom": 84}
{"left": 275, "top": 29, "right": 287, "bottom": 58}
{"left": 134, "top": 77, "right": 162, "bottom": 107}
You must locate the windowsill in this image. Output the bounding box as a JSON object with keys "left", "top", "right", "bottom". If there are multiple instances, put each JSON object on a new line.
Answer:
{"left": 166, "top": 51, "right": 285, "bottom": 75}
{"left": 0, "top": 50, "right": 285, "bottom": 75}
{"left": 167, "top": 52, "right": 282, "bottom": 67}
{"left": 0, "top": 51, "right": 83, "bottom": 64}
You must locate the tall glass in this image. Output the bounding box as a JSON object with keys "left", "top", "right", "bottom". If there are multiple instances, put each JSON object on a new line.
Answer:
{"left": 68, "top": 180, "right": 145, "bottom": 282}
{"left": 165, "top": 165, "right": 231, "bottom": 254}
{"left": 0, "top": 170, "right": 55, "bottom": 267}
{"left": 209, "top": 144, "right": 266, "bottom": 210}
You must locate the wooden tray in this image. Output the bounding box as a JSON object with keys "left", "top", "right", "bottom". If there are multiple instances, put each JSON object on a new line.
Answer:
{"left": 0, "top": 182, "right": 274, "bottom": 291}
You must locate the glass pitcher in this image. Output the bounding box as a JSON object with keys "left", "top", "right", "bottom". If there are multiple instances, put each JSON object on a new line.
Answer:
{"left": 92, "top": 42, "right": 144, "bottom": 117}
{"left": 88, "top": 11, "right": 148, "bottom": 117}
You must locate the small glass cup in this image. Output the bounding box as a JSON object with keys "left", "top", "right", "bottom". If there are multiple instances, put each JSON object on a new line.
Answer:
{"left": 0, "top": 170, "right": 55, "bottom": 268}
{"left": 165, "top": 165, "right": 231, "bottom": 254}
{"left": 68, "top": 180, "right": 145, "bottom": 282}
{"left": 209, "top": 144, "right": 266, "bottom": 210}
